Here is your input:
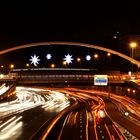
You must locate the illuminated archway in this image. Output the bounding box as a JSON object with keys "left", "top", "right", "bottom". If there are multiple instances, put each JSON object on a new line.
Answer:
{"left": 0, "top": 41, "right": 140, "bottom": 66}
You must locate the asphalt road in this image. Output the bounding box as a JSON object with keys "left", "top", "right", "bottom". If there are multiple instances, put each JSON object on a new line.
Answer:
{"left": 39, "top": 88, "right": 125, "bottom": 140}
{"left": 0, "top": 86, "right": 139, "bottom": 140}
{"left": 0, "top": 87, "right": 73, "bottom": 140}
{"left": 105, "top": 101, "right": 140, "bottom": 139}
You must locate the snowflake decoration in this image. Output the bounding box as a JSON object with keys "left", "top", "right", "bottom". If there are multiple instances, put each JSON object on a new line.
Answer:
{"left": 86, "top": 55, "right": 91, "bottom": 61}
{"left": 63, "top": 53, "right": 74, "bottom": 65}
{"left": 29, "top": 54, "right": 40, "bottom": 66}
{"left": 46, "top": 53, "right": 52, "bottom": 60}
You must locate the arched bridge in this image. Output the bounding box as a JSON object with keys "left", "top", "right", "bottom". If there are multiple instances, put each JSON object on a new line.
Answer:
{"left": 0, "top": 41, "right": 140, "bottom": 66}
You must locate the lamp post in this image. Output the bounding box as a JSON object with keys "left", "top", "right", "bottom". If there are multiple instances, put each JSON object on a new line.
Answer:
{"left": 77, "top": 57, "right": 81, "bottom": 68}
{"left": 77, "top": 57, "right": 81, "bottom": 62}
{"left": 51, "top": 64, "right": 55, "bottom": 68}
{"left": 1, "top": 65, "right": 4, "bottom": 68}
{"left": 9, "top": 64, "right": 14, "bottom": 73}
{"left": 63, "top": 61, "right": 67, "bottom": 68}
{"left": 26, "top": 63, "right": 30, "bottom": 69}
{"left": 10, "top": 64, "right": 14, "bottom": 69}
{"left": 130, "top": 42, "right": 137, "bottom": 72}
{"left": 94, "top": 54, "right": 99, "bottom": 69}
{"left": 94, "top": 54, "right": 99, "bottom": 59}
{"left": 107, "top": 53, "right": 111, "bottom": 70}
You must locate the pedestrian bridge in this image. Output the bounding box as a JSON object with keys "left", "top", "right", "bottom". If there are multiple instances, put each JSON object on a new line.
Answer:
{"left": 0, "top": 42, "right": 140, "bottom": 66}
{"left": 3, "top": 68, "right": 140, "bottom": 85}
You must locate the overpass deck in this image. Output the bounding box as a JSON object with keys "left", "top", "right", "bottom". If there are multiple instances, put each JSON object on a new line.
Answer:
{"left": 1, "top": 68, "right": 140, "bottom": 84}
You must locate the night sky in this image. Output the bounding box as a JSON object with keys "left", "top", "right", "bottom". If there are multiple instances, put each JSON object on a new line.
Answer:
{"left": 0, "top": 1, "right": 139, "bottom": 71}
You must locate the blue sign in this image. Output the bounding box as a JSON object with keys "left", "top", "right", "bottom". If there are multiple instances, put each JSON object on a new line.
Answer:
{"left": 94, "top": 75, "right": 108, "bottom": 86}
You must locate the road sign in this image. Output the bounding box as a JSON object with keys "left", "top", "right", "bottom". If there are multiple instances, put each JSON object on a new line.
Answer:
{"left": 94, "top": 75, "right": 108, "bottom": 86}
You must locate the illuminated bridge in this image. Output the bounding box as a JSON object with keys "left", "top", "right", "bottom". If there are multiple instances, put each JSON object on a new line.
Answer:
{"left": 0, "top": 42, "right": 140, "bottom": 140}
{"left": 5, "top": 68, "right": 140, "bottom": 85}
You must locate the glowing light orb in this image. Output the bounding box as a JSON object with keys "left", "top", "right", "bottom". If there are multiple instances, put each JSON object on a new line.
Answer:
{"left": 46, "top": 54, "right": 52, "bottom": 60}
{"left": 86, "top": 55, "right": 91, "bottom": 61}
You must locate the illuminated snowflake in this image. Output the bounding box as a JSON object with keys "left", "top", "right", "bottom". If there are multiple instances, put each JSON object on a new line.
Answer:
{"left": 63, "top": 53, "right": 74, "bottom": 65}
{"left": 29, "top": 54, "right": 40, "bottom": 66}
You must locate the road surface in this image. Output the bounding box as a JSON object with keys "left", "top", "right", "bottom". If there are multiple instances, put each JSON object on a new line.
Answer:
{"left": 0, "top": 86, "right": 139, "bottom": 140}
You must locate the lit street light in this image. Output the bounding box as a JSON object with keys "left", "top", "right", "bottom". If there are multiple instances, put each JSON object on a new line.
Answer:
{"left": 130, "top": 42, "right": 137, "bottom": 58}
{"left": 107, "top": 52, "right": 111, "bottom": 57}
{"left": 77, "top": 57, "right": 81, "bottom": 68}
{"left": 62, "top": 61, "right": 67, "bottom": 68}
{"left": 63, "top": 61, "right": 67, "bottom": 65}
{"left": 26, "top": 63, "right": 30, "bottom": 69}
{"left": 26, "top": 63, "right": 30, "bottom": 67}
{"left": 94, "top": 54, "right": 98, "bottom": 59}
{"left": 130, "top": 42, "right": 137, "bottom": 48}
{"left": 51, "top": 64, "right": 55, "bottom": 68}
{"left": 1, "top": 65, "right": 4, "bottom": 68}
{"left": 130, "top": 42, "right": 137, "bottom": 72}
{"left": 77, "top": 57, "right": 81, "bottom": 62}
{"left": 107, "top": 53, "right": 111, "bottom": 69}
{"left": 10, "top": 64, "right": 14, "bottom": 69}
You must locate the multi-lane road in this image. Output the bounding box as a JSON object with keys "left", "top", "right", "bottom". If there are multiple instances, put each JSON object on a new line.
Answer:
{"left": 0, "top": 86, "right": 139, "bottom": 140}
{"left": 0, "top": 87, "right": 72, "bottom": 140}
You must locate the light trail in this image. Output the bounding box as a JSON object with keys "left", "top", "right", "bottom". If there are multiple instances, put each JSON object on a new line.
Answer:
{"left": 1, "top": 116, "right": 22, "bottom": 132}
{"left": 0, "top": 116, "right": 16, "bottom": 129}
{"left": 0, "top": 87, "right": 70, "bottom": 119}
{"left": 58, "top": 113, "right": 69, "bottom": 140}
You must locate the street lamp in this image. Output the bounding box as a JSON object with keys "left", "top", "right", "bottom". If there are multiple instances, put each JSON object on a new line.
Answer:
{"left": 63, "top": 61, "right": 67, "bottom": 65}
{"left": 77, "top": 57, "right": 81, "bottom": 62}
{"left": 107, "top": 53, "right": 111, "bottom": 69}
{"left": 26, "top": 63, "right": 30, "bottom": 69}
{"left": 1, "top": 65, "right": 4, "bottom": 68}
{"left": 129, "top": 42, "right": 137, "bottom": 72}
{"left": 77, "top": 57, "right": 81, "bottom": 68}
{"left": 130, "top": 42, "right": 137, "bottom": 48}
{"left": 62, "top": 61, "right": 67, "bottom": 68}
{"left": 130, "top": 42, "right": 137, "bottom": 58}
{"left": 10, "top": 64, "right": 14, "bottom": 69}
{"left": 51, "top": 64, "right": 55, "bottom": 68}
{"left": 94, "top": 54, "right": 99, "bottom": 59}
{"left": 107, "top": 52, "right": 111, "bottom": 57}
{"left": 26, "top": 63, "right": 30, "bottom": 67}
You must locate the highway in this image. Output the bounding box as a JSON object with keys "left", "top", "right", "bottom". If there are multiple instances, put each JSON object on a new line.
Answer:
{"left": 0, "top": 87, "right": 72, "bottom": 140}
{"left": 41, "top": 88, "right": 124, "bottom": 140}
{"left": 0, "top": 86, "right": 139, "bottom": 140}
{"left": 61, "top": 87, "right": 140, "bottom": 139}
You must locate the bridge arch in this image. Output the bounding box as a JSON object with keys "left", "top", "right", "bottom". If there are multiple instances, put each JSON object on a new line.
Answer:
{"left": 0, "top": 41, "right": 140, "bottom": 67}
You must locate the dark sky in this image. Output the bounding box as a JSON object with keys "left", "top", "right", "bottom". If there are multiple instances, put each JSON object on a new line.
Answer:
{"left": 0, "top": 1, "right": 139, "bottom": 71}
{"left": 0, "top": 1, "right": 139, "bottom": 49}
